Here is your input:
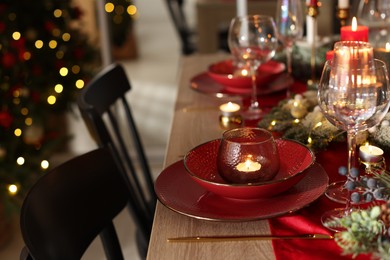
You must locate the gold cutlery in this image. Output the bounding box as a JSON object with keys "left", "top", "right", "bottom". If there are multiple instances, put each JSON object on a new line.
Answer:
{"left": 167, "top": 233, "right": 334, "bottom": 242}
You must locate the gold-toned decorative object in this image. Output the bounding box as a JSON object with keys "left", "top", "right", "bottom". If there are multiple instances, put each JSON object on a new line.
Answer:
{"left": 336, "top": 7, "right": 349, "bottom": 27}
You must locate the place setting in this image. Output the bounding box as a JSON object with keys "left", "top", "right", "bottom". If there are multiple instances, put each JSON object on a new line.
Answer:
{"left": 190, "top": 13, "right": 295, "bottom": 118}
{"left": 154, "top": 127, "right": 329, "bottom": 221}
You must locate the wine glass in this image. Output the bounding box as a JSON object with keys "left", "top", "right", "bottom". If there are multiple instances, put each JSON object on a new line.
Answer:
{"left": 275, "top": 0, "right": 304, "bottom": 75}
{"left": 356, "top": 0, "right": 390, "bottom": 47}
{"left": 228, "top": 15, "right": 278, "bottom": 120}
{"left": 318, "top": 42, "right": 390, "bottom": 230}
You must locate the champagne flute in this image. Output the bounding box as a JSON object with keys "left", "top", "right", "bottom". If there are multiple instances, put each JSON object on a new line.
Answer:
{"left": 228, "top": 15, "right": 278, "bottom": 120}
{"left": 275, "top": 0, "right": 304, "bottom": 75}
{"left": 318, "top": 42, "right": 390, "bottom": 230}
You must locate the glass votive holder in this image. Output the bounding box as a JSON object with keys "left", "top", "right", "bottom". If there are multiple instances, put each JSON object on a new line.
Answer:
{"left": 217, "top": 127, "right": 280, "bottom": 184}
{"left": 219, "top": 102, "right": 242, "bottom": 129}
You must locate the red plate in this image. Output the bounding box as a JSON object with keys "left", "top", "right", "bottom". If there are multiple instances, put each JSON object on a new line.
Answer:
{"left": 208, "top": 59, "right": 286, "bottom": 88}
{"left": 155, "top": 161, "right": 328, "bottom": 221}
{"left": 191, "top": 72, "right": 293, "bottom": 97}
{"left": 184, "top": 139, "right": 315, "bottom": 199}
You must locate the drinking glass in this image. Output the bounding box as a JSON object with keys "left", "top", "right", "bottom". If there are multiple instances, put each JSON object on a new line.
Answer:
{"left": 275, "top": 0, "right": 304, "bottom": 75}
{"left": 228, "top": 15, "right": 278, "bottom": 120}
{"left": 318, "top": 42, "right": 390, "bottom": 229}
{"left": 356, "top": 0, "right": 390, "bottom": 47}
{"left": 217, "top": 127, "right": 280, "bottom": 184}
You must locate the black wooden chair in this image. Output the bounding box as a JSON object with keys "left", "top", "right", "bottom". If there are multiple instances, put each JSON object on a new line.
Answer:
{"left": 77, "top": 63, "right": 156, "bottom": 259}
{"left": 20, "top": 147, "right": 129, "bottom": 260}
{"left": 165, "top": 0, "right": 229, "bottom": 55}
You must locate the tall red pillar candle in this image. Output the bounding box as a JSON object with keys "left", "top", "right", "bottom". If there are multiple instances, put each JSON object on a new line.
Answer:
{"left": 340, "top": 17, "right": 369, "bottom": 42}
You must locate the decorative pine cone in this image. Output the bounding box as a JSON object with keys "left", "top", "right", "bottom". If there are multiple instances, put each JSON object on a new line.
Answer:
{"left": 380, "top": 201, "right": 390, "bottom": 227}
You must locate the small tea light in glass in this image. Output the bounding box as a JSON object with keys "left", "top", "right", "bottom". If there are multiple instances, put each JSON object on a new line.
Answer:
{"left": 235, "top": 156, "right": 261, "bottom": 172}
{"left": 219, "top": 102, "right": 242, "bottom": 129}
{"left": 217, "top": 127, "right": 280, "bottom": 184}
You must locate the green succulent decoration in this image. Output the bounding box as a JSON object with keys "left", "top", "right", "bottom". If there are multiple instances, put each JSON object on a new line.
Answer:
{"left": 325, "top": 206, "right": 390, "bottom": 259}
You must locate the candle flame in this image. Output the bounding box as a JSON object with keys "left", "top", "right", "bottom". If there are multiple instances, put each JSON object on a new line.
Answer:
{"left": 245, "top": 159, "right": 252, "bottom": 169}
{"left": 386, "top": 42, "right": 390, "bottom": 51}
{"left": 352, "top": 17, "right": 357, "bottom": 32}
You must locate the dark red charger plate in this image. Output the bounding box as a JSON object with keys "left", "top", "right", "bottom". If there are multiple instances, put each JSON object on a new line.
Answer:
{"left": 155, "top": 160, "right": 329, "bottom": 221}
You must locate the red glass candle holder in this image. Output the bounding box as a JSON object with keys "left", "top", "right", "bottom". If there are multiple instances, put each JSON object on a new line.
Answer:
{"left": 217, "top": 127, "right": 280, "bottom": 184}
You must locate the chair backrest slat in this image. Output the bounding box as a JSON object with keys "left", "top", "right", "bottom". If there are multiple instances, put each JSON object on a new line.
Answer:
{"left": 77, "top": 63, "right": 156, "bottom": 258}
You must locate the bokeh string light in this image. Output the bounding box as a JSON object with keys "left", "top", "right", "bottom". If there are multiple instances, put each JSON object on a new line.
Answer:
{"left": 0, "top": 1, "right": 100, "bottom": 212}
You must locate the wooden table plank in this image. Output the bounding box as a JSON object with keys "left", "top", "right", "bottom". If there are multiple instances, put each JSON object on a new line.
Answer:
{"left": 147, "top": 53, "right": 275, "bottom": 259}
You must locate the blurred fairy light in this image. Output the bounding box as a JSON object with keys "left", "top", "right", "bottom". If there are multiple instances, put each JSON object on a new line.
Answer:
{"left": 127, "top": 5, "right": 137, "bottom": 15}
{"left": 105, "top": 2, "right": 115, "bottom": 13}
{"left": 12, "top": 31, "right": 21, "bottom": 40}
{"left": 41, "top": 160, "right": 49, "bottom": 169}
{"left": 54, "top": 84, "right": 63, "bottom": 93}
{"left": 16, "top": 157, "right": 25, "bottom": 165}
{"left": 62, "top": 33, "right": 71, "bottom": 41}
{"left": 59, "top": 67, "right": 68, "bottom": 76}
{"left": 14, "top": 128, "right": 22, "bottom": 137}
{"left": 47, "top": 95, "right": 56, "bottom": 105}
{"left": 8, "top": 184, "right": 18, "bottom": 196}
{"left": 23, "top": 51, "right": 31, "bottom": 60}
{"left": 35, "top": 40, "right": 44, "bottom": 49}
{"left": 72, "top": 65, "right": 80, "bottom": 74}
{"left": 56, "top": 50, "right": 64, "bottom": 59}
{"left": 13, "top": 89, "right": 20, "bottom": 97}
{"left": 25, "top": 117, "right": 33, "bottom": 126}
{"left": 49, "top": 40, "right": 57, "bottom": 49}
{"left": 21, "top": 108, "right": 29, "bottom": 115}
{"left": 313, "top": 122, "right": 322, "bottom": 129}
{"left": 75, "top": 79, "right": 84, "bottom": 89}
{"left": 53, "top": 9, "right": 62, "bottom": 18}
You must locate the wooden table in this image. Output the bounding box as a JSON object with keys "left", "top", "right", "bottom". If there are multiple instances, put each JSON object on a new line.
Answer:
{"left": 146, "top": 53, "right": 276, "bottom": 259}
{"left": 196, "top": 0, "right": 336, "bottom": 54}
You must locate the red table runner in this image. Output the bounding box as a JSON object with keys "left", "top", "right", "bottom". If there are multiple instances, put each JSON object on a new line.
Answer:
{"left": 242, "top": 81, "right": 374, "bottom": 259}
{"left": 270, "top": 142, "right": 371, "bottom": 260}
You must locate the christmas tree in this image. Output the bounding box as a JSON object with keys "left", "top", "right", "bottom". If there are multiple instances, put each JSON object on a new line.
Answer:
{"left": 0, "top": 0, "right": 99, "bottom": 215}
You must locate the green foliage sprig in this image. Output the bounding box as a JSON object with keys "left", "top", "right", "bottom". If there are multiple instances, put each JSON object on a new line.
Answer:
{"left": 325, "top": 207, "right": 387, "bottom": 259}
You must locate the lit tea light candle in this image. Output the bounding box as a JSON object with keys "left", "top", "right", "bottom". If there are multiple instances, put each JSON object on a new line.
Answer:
{"left": 219, "top": 102, "right": 241, "bottom": 117}
{"left": 236, "top": 158, "right": 262, "bottom": 172}
{"left": 340, "top": 17, "right": 369, "bottom": 42}
{"left": 219, "top": 102, "right": 242, "bottom": 130}
{"left": 359, "top": 144, "right": 384, "bottom": 163}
